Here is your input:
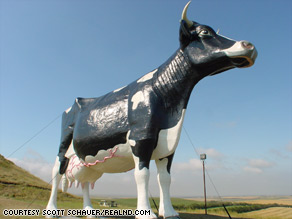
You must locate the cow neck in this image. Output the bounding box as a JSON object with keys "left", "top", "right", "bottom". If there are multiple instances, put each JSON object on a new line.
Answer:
{"left": 153, "top": 49, "right": 202, "bottom": 109}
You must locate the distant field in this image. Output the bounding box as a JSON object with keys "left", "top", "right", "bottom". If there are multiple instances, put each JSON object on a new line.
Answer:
{"left": 203, "top": 206, "right": 292, "bottom": 219}
{"left": 185, "top": 195, "right": 292, "bottom": 218}
{"left": 239, "top": 197, "right": 292, "bottom": 206}
{"left": 241, "top": 207, "right": 292, "bottom": 219}
{"left": 187, "top": 196, "right": 292, "bottom": 205}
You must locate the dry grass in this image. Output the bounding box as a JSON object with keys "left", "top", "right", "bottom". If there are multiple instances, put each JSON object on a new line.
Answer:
{"left": 188, "top": 196, "right": 292, "bottom": 205}
{"left": 0, "top": 155, "right": 49, "bottom": 188}
{"left": 239, "top": 198, "right": 292, "bottom": 206}
{"left": 0, "top": 197, "right": 44, "bottom": 219}
{"left": 241, "top": 207, "right": 292, "bottom": 219}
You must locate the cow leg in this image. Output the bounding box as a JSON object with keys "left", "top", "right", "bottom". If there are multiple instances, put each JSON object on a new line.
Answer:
{"left": 46, "top": 157, "right": 62, "bottom": 218}
{"left": 131, "top": 139, "right": 157, "bottom": 219}
{"left": 155, "top": 154, "right": 180, "bottom": 219}
{"left": 82, "top": 182, "right": 96, "bottom": 218}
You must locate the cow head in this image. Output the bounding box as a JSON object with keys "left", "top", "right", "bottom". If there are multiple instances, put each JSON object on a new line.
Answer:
{"left": 180, "top": 1, "right": 258, "bottom": 76}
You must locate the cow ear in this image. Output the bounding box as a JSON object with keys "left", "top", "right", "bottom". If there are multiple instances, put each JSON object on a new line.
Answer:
{"left": 179, "top": 20, "right": 192, "bottom": 48}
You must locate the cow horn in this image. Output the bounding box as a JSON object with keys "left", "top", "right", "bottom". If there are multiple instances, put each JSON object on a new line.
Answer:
{"left": 181, "top": 1, "right": 193, "bottom": 28}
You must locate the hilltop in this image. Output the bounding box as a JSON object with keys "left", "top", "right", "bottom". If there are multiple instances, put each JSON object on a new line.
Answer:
{"left": 0, "top": 154, "right": 79, "bottom": 205}
{"left": 0, "top": 154, "right": 49, "bottom": 188}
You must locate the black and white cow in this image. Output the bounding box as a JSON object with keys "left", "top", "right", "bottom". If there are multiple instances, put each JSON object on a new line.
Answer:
{"left": 46, "top": 2, "right": 257, "bottom": 219}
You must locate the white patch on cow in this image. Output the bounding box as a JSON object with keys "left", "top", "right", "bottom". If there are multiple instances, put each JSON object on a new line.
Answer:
{"left": 65, "top": 106, "right": 72, "bottom": 113}
{"left": 66, "top": 155, "right": 103, "bottom": 184}
{"left": 81, "top": 182, "right": 95, "bottom": 212}
{"left": 46, "top": 156, "right": 62, "bottom": 215}
{"left": 131, "top": 91, "right": 144, "bottom": 110}
{"left": 61, "top": 174, "right": 68, "bottom": 192}
{"left": 222, "top": 41, "right": 246, "bottom": 57}
{"left": 82, "top": 131, "right": 134, "bottom": 174}
{"left": 156, "top": 158, "right": 178, "bottom": 218}
{"left": 152, "top": 109, "right": 186, "bottom": 160}
{"left": 129, "top": 139, "right": 136, "bottom": 146}
{"left": 221, "top": 40, "right": 256, "bottom": 68}
{"left": 132, "top": 155, "right": 157, "bottom": 219}
{"left": 137, "top": 69, "right": 157, "bottom": 83}
{"left": 113, "top": 85, "right": 126, "bottom": 93}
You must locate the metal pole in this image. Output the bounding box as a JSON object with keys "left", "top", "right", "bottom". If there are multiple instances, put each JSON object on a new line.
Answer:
{"left": 202, "top": 160, "right": 207, "bottom": 215}
{"left": 223, "top": 204, "right": 232, "bottom": 219}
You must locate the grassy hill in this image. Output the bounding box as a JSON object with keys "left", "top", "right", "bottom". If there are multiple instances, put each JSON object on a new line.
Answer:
{"left": 0, "top": 154, "right": 77, "bottom": 202}
{"left": 0, "top": 154, "right": 48, "bottom": 187}
{"left": 0, "top": 154, "right": 84, "bottom": 219}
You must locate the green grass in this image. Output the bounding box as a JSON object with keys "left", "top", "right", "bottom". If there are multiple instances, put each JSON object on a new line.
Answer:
{"left": 0, "top": 154, "right": 81, "bottom": 206}
{"left": 0, "top": 154, "right": 49, "bottom": 188}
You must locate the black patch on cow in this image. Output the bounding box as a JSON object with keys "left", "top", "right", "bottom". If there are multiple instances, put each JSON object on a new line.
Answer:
{"left": 159, "top": 153, "right": 175, "bottom": 174}
{"left": 72, "top": 88, "right": 130, "bottom": 160}
{"left": 59, "top": 157, "right": 69, "bottom": 174}
{"left": 74, "top": 132, "right": 128, "bottom": 161}
{"left": 131, "top": 138, "right": 158, "bottom": 170}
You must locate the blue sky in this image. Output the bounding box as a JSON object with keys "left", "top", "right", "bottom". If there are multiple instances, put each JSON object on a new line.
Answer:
{"left": 1, "top": 0, "right": 291, "bottom": 197}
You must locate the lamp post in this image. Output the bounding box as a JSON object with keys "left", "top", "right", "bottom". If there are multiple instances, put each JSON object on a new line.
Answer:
{"left": 200, "top": 153, "right": 207, "bottom": 215}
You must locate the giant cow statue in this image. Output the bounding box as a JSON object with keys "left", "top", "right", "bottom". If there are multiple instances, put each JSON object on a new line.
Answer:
{"left": 46, "top": 2, "right": 257, "bottom": 219}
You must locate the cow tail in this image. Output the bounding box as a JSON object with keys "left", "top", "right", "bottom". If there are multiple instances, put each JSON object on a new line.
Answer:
{"left": 57, "top": 100, "right": 79, "bottom": 174}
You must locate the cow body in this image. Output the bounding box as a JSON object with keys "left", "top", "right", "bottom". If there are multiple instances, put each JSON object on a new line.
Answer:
{"left": 46, "top": 2, "right": 257, "bottom": 219}
{"left": 65, "top": 49, "right": 193, "bottom": 167}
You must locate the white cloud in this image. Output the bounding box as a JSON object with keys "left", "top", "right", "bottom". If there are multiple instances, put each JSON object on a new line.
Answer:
{"left": 9, "top": 149, "right": 54, "bottom": 183}
{"left": 270, "top": 148, "right": 289, "bottom": 159}
{"left": 248, "top": 159, "right": 273, "bottom": 168}
{"left": 243, "top": 166, "right": 263, "bottom": 174}
{"left": 173, "top": 158, "right": 202, "bottom": 172}
{"left": 286, "top": 141, "right": 292, "bottom": 152}
{"left": 197, "top": 148, "right": 224, "bottom": 160}
{"left": 172, "top": 148, "right": 226, "bottom": 175}
{"left": 243, "top": 158, "right": 274, "bottom": 174}
{"left": 269, "top": 141, "right": 292, "bottom": 159}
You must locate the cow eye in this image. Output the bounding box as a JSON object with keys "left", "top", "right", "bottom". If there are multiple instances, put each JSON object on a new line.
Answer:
{"left": 198, "top": 29, "right": 212, "bottom": 37}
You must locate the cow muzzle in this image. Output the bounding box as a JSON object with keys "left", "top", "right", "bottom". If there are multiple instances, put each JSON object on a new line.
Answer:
{"left": 223, "top": 41, "right": 258, "bottom": 68}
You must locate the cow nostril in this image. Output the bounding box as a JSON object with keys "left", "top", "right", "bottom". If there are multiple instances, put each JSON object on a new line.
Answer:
{"left": 241, "top": 41, "right": 254, "bottom": 50}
